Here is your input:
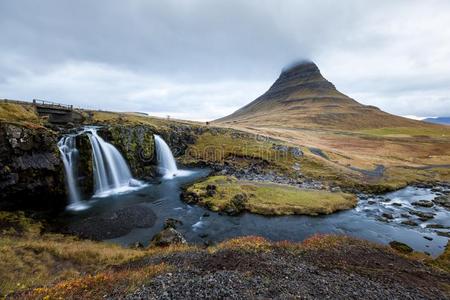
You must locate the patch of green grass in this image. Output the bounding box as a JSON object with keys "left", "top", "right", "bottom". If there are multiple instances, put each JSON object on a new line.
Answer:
{"left": 185, "top": 176, "right": 357, "bottom": 215}
{"left": 183, "top": 130, "right": 302, "bottom": 176}
{"left": 358, "top": 126, "right": 450, "bottom": 138}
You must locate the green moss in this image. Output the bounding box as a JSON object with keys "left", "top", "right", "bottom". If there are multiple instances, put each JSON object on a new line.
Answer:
{"left": 182, "top": 130, "right": 302, "bottom": 177}
{"left": 389, "top": 241, "right": 413, "bottom": 254}
{"left": 185, "top": 176, "right": 357, "bottom": 216}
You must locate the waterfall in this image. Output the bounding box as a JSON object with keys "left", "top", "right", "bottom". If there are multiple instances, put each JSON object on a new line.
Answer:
{"left": 154, "top": 135, "right": 192, "bottom": 179}
{"left": 58, "top": 127, "right": 143, "bottom": 210}
{"left": 154, "top": 135, "right": 178, "bottom": 178}
{"left": 84, "top": 127, "right": 140, "bottom": 197}
{"left": 57, "top": 135, "right": 87, "bottom": 210}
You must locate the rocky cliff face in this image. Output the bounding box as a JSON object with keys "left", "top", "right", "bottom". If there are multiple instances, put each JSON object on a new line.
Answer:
{"left": 0, "top": 123, "right": 66, "bottom": 210}
{"left": 97, "top": 123, "right": 199, "bottom": 180}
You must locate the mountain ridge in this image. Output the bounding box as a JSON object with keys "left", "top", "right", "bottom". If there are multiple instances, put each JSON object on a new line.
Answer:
{"left": 215, "top": 61, "right": 423, "bottom": 130}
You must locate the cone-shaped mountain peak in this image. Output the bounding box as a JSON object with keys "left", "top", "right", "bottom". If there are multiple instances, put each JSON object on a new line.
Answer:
{"left": 215, "top": 61, "right": 419, "bottom": 130}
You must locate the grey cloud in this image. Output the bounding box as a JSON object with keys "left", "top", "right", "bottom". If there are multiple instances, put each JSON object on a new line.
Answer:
{"left": 0, "top": 0, "right": 449, "bottom": 119}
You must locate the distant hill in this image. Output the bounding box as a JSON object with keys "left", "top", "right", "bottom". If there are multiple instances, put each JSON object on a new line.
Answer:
{"left": 424, "top": 117, "right": 450, "bottom": 125}
{"left": 215, "top": 61, "right": 423, "bottom": 130}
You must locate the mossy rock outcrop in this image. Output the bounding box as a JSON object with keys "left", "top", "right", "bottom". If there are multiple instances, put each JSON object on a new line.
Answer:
{"left": 0, "top": 122, "right": 66, "bottom": 210}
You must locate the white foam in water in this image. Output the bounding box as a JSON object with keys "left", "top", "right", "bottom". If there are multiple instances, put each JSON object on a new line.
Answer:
{"left": 154, "top": 134, "right": 193, "bottom": 179}
{"left": 192, "top": 220, "right": 205, "bottom": 231}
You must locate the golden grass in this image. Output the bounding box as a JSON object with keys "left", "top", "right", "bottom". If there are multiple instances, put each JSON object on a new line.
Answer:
{"left": 1, "top": 210, "right": 447, "bottom": 298}
{"left": 186, "top": 176, "right": 357, "bottom": 215}
{"left": 0, "top": 102, "right": 41, "bottom": 124}
{"left": 431, "top": 242, "right": 450, "bottom": 273}
{"left": 26, "top": 263, "right": 168, "bottom": 300}
{"left": 0, "top": 212, "right": 146, "bottom": 297}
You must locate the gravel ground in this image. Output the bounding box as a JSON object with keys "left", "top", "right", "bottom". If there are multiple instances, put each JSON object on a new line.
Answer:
{"left": 120, "top": 242, "right": 449, "bottom": 299}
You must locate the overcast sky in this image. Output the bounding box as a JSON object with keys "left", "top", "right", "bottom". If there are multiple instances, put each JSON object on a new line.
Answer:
{"left": 1, "top": 0, "right": 449, "bottom": 121}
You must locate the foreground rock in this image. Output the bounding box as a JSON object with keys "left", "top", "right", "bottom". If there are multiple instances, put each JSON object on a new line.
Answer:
{"left": 124, "top": 236, "right": 449, "bottom": 300}
{"left": 150, "top": 227, "right": 187, "bottom": 247}
{"left": 66, "top": 205, "right": 157, "bottom": 240}
{"left": 0, "top": 123, "right": 66, "bottom": 210}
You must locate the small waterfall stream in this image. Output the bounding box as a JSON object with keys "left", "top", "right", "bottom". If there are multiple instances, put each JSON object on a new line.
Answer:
{"left": 154, "top": 134, "right": 192, "bottom": 179}
{"left": 58, "top": 135, "right": 84, "bottom": 210}
{"left": 154, "top": 135, "right": 178, "bottom": 178}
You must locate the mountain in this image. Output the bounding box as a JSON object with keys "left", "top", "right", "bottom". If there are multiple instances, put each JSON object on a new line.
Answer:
{"left": 215, "top": 61, "right": 421, "bottom": 130}
{"left": 424, "top": 117, "right": 450, "bottom": 125}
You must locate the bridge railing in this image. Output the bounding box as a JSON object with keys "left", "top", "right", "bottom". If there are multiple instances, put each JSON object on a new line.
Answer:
{"left": 32, "top": 99, "right": 73, "bottom": 110}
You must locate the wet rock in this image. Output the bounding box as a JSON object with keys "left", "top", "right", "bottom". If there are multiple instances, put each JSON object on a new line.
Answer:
{"left": 199, "top": 233, "right": 208, "bottom": 239}
{"left": 129, "top": 241, "right": 144, "bottom": 249}
{"left": 206, "top": 184, "right": 217, "bottom": 197}
{"left": 392, "top": 203, "right": 402, "bottom": 207}
{"left": 436, "top": 231, "right": 450, "bottom": 238}
{"left": 382, "top": 213, "right": 394, "bottom": 220}
{"left": 367, "top": 200, "right": 376, "bottom": 205}
{"left": 67, "top": 205, "right": 157, "bottom": 240}
{"left": 225, "top": 193, "right": 248, "bottom": 215}
{"left": 426, "top": 224, "right": 447, "bottom": 229}
{"left": 164, "top": 218, "right": 183, "bottom": 229}
{"left": 412, "top": 200, "right": 434, "bottom": 208}
{"left": 432, "top": 195, "right": 450, "bottom": 209}
{"left": 182, "top": 191, "right": 200, "bottom": 204}
{"left": 401, "top": 220, "right": 419, "bottom": 227}
{"left": 423, "top": 236, "right": 433, "bottom": 241}
{"left": 389, "top": 241, "right": 413, "bottom": 254}
{"left": 409, "top": 210, "right": 435, "bottom": 221}
{"left": 150, "top": 228, "right": 187, "bottom": 247}
{"left": 202, "top": 212, "right": 210, "bottom": 217}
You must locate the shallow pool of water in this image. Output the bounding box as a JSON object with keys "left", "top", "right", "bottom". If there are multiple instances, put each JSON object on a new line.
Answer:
{"left": 62, "top": 169, "right": 449, "bottom": 257}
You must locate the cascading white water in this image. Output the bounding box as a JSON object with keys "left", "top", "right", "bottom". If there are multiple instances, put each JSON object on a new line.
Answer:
{"left": 85, "top": 127, "right": 138, "bottom": 197}
{"left": 57, "top": 135, "right": 87, "bottom": 210}
{"left": 58, "top": 127, "right": 143, "bottom": 210}
{"left": 154, "top": 135, "right": 178, "bottom": 178}
{"left": 154, "top": 134, "right": 192, "bottom": 179}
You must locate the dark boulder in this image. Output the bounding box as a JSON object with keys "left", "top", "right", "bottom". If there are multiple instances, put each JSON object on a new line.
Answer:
{"left": 150, "top": 227, "right": 187, "bottom": 247}
{"left": 409, "top": 210, "right": 435, "bottom": 221}
{"left": 389, "top": 241, "right": 413, "bottom": 254}
{"left": 164, "top": 218, "right": 183, "bottom": 229}
{"left": 411, "top": 200, "right": 434, "bottom": 208}
{"left": 225, "top": 193, "right": 248, "bottom": 215}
